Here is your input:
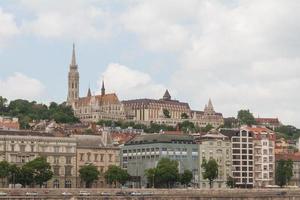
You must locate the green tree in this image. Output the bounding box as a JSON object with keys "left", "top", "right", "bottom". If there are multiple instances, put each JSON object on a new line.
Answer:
{"left": 8, "top": 164, "right": 19, "bottom": 187}
{"left": 181, "top": 113, "right": 189, "bottom": 119}
{"left": 275, "top": 159, "right": 293, "bottom": 187}
{"left": 79, "top": 164, "right": 100, "bottom": 188}
{"left": 18, "top": 166, "right": 34, "bottom": 187}
{"left": 201, "top": 158, "right": 218, "bottom": 188}
{"left": 104, "top": 165, "right": 129, "bottom": 187}
{"left": 145, "top": 168, "right": 156, "bottom": 188}
{"left": 155, "top": 158, "right": 179, "bottom": 188}
{"left": 0, "top": 96, "right": 8, "bottom": 115}
{"left": 237, "top": 109, "right": 256, "bottom": 126}
{"left": 25, "top": 157, "right": 53, "bottom": 187}
{"left": 226, "top": 176, "right": 235, "bottom": 188}
{"left": 0, "top": 161, "right": 10, "bottom": 187}
{"left": 180, "top": 170, "right": 193, "bottom": 187}
{"left": 202, "top": 124, "right": 214, "bottom": 132}
{"left": 163, "top": 109, "right": 171, "bottom": 118}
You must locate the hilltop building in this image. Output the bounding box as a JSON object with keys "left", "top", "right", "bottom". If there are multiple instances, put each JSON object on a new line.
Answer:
{"left": 66, "top": 44, "right": 126, "bottom": 122}
{"left": 123, "top": 92, "right": 223, "bottom": 128}
{"left": 0, "top": 116, "right": 19, "bottom": 130}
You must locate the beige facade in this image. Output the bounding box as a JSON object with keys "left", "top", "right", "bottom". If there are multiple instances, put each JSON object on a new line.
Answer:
{"left": 0, "top": 130, "right": 77, "bottom": 188}
{"left": 198, "top": 130, "right": 232, "bottom": 188}
{"left": 123, "top": 92, "right": 223, "bottom": 128}
{"left": 72, "top": 134, "right": 120, "bottom": 188}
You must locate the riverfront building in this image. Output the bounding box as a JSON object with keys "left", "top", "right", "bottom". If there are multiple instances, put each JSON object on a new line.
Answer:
{"left": 121, "top": 133, "right": 199, "bottom": 187}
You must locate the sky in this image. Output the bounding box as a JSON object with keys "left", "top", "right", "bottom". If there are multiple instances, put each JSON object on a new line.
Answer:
{"left": 0, "top": 0, "right": 299, "bottom": 127}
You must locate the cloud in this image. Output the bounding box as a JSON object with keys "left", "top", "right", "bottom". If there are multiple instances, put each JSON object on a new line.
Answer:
{"left": 20, "top": 0, "right": 115, "bottom": 41}
{"left": 98, "top": 63, "right": 166, "bottom": 100}
{"left": 120, "top": 0, "right": 300, "bottom": 126}
{"left": 0, "top": 73, "right": 45, "bottom": 101}
{"left": 0, "top": 8, "right": 19, "bottom": 47}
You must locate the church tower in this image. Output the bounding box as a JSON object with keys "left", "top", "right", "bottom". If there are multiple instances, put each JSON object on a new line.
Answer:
{"left": 67, "top": 44, "right": 79, "bottom": 104}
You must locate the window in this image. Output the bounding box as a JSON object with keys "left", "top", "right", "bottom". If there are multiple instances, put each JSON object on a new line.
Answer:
{"left": 80, "top": 153, "right": 84, "bottom": 161}
{"left": 54, "top": 146, "right": 59, "bottom": 153}
{"left": 100, "top": 154, "right": 104, "bottom": 162}
{"left": 53, "top": 166, "right": 60, "bottom": 176}
{"left": 109, "top": 154, "right": 113, "bottom": 162}
{"left": 66, "top": 147, "right": 72, "bottom": 153}
{"left": 53, "top": 179, "right": 59, "bottom": 188}
{"left": 65, "top": 180, "right": 72, "bottom": 188}
{"left": 66, "top": 156, "right": 72, "bottom": 164}
{"left": 20, "top": 145, "right": 25, "bottom": 152}
{"left": 54, "top": 156, "right": 59, "bottom": 164}
{"left": 94, "top": 154, "right": 98, "bottom": 162}
{"left": 30, "top": 145, "right": 34, "bottom": 152}
{"left": 65, "top": 166, "right": 72, "bottom": 176}
{"left": 11, "top": 144, "right": 15, "bottom": 152}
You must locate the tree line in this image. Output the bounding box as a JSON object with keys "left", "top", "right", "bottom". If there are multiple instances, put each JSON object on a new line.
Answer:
{"left": 0, "top": 96, "right": 79, "bottom": 129}
{"left": 97, "top": 119, "right": 214, "bottom": 133}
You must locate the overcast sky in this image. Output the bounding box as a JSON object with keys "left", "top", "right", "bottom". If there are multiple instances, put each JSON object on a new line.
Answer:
{"left": 0, "top": 0, "right": 299, "bottom": 127}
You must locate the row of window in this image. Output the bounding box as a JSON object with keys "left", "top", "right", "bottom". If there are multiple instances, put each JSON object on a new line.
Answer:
{"left": 79, "top": 153, "right": 114, "bottom": 162}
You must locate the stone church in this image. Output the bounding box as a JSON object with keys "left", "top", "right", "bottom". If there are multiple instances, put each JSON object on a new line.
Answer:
{"left": 66, "top": 44, "right": 126, "bottom": 122}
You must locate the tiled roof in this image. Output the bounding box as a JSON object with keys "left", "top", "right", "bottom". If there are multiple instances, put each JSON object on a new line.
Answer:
{"left": 275, "top": 153, "right": 300, "bottom": 161}
{"left": 122, "top": 98, "right": 190, "bottom": 108}
{"left": 76, "top": 93, "right": 120, "bottom": 106}
{"left": 255, "top": 118, "right": 280, "bottom": 123}
{"left": 72, "top": 135, "right": 104, "bottom": 148}
{"left": 0, "top": 130, "right": 55, "bottom": 137}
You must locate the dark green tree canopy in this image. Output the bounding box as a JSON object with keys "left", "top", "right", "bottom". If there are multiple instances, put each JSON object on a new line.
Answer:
{"left": 104, "top": 165, "right": 129, "bottom": 187}
{"left": 0, "top": 96, "right": 79, "bottom": 128}
{"left": 201, "top": 158, "right": 218, "bottom": 188}
{"left": 237, "top": 109, "right": 256, "bottom": 126}
{"left": 276, "top": 159, "right": 293, "bottom": 187}
{"left": 155, "top": 158, "right": 179, "bottom": 188}
{"left": 180, "top": 170, "right": 193, "bottom": 186}
{"left": 79, "top": 164, "right": 100, "bottom": 188}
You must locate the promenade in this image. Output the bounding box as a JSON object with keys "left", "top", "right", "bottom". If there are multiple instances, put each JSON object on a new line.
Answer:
{"left": 0, "top": 188, "right": 298, "bottom": 199}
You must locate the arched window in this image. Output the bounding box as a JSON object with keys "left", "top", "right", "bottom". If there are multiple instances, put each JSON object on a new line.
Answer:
{"left": 53, "top": 179, "right": 59, "bottom": 188}
{"left": 65, "top": 180, "right": 72, "bottom": 188}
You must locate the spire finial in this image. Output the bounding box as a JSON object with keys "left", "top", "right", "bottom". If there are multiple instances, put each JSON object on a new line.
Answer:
{"left": 71, "top": 43, "right": 77, "bottom": 67}
{"left": 101, "top": 79, "right": 105, "bottom": 96}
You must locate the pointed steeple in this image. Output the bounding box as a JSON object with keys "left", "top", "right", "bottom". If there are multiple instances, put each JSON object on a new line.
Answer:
{"left": 87, "top": 87, "right": 91, "bottom": 97}
{"left": 162, "top": 89, "right": 171, "bottom": 101}
{"left": 70, "top": 43, "right": 78, "bottom": 69}
{"left": 207, "top": 98, "right": 214, "bottom": 110}
{"left": 101, "top": 80, "right": 105, "bottom": 96}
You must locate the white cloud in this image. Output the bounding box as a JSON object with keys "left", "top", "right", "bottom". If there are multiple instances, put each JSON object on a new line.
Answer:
{"left": 0, "top": 73, "right": 45, "bottom": 101}
{"left": 20, "top": 0, "right": 115, "bottom": 41}
{"left": 120, "top": 0, "right": 300, "bottom": 126}
{"left": 0, "top": 8, "right": 19, "bottom": 47}
{"left": 98, "top": 63, "right": 166, "bottom": 100}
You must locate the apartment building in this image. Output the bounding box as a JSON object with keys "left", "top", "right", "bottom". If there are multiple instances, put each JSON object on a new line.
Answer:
{"left": 229, "top": 126, "right": 275, "bottom": 188}
{"left": 198, "top": 129, "right": 232, "bottom": 188}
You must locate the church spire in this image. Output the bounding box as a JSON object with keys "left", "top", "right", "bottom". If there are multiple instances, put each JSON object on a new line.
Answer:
{"left": 162, "top": 89, "right": 171, "bottom": 101}
{"left": 101, "top": 80, "right": 105, "bottom": 96}
{"left": 87, "top": 87, "right": 91, "bottom": 97}
{"left": 70, "top": 43, "right": 77, "bottom": 68}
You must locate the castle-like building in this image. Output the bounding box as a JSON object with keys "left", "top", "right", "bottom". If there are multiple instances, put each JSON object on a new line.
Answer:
{"left": 67, "top": 45, "right": 223, "bottom": 127}
{"left": 67, "top": 44, "right": 126, "bottom": 122}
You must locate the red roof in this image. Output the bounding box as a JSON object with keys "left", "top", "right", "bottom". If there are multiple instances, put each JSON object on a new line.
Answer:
{"left": 276, "top": 153, "right": 300, "bottom": 161}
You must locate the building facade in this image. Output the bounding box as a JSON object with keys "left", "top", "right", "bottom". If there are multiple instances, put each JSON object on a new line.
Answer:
{"left": 275, "top": 153, "right": 300, "bottom": 186}
{"left": 0, "top": 130, "right": 77, "bottom": 188}
{"left": 72, "top": 133, "right": 120, "bottom": 188}
{"left": 123, "top": 92, "right": 223, "bottom": 128}
{"left": 230, "top": 127, "right": 275, "bottom": 188}
{"left": 198, "top": 129, "right": 232, "bottom": 188}
{"left": 0, "top": 116, "right": 19, "bottom": 130}
{"left": 66, "top": 45, "right": 125, "bottom": 122}
{"left": 121, "top": 133, "right": 199, "bottom": 187}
